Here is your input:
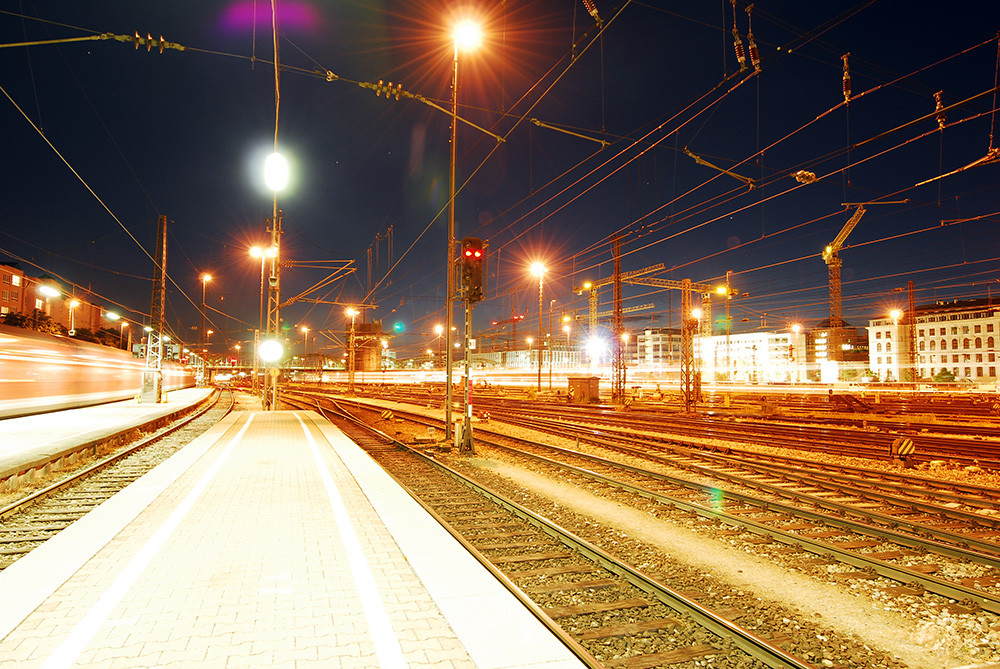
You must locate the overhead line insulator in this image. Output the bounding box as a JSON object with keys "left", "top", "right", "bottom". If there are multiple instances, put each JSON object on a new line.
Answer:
{"left": 733, "top": 29, "right": 747, "bottom": 71}
{"left": 934, "top": 90, "right": 946, "bottom": 130}
{"left": 842, "top": 53, "right": 851, "bottom": 103}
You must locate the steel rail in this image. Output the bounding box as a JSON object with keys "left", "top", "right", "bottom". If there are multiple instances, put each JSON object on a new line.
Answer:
{"left": 490, "top": 412, "right": 1000, "bottom": 562}
{"left": 0, "top": 389, "right": 229, "bottom": 521}
{"left": 470, "top": 430, "right": 1000, "bottom": 614}
{"left": 293, "top": 393, "right": 815, "bottom": 669}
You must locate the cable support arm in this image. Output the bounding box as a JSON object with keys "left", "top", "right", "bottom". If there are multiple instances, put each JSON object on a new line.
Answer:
{"left": 683, "top": 148, "right": 756, "bottom": 188}
{"left": 1, "top": 32, "right": 185, "bottom": 52}
{"left": 529, "top": 118, "right": 608, "bottom": 147}
{"left": 333, "top": 74, "right": 503, "bottom": 143}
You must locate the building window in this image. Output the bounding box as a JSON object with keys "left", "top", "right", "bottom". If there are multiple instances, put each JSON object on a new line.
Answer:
{"left": 0, "top": 306, "right": 6, "bottom": 315}
{"left": 11, "top": 275, "right": 19, "bottom": 287}
{"left": 887, "top": 356, "right": 892, "bottom": 364}
{"left": 877, "top": 357, "right": 882, "bottom": 365}
{"left": 962, "top": 326, "right": 970, "bottom": 334}
{"left": 991, "top": 366, "right": 996, "bottom": 377}
{"left": 1, "top": 274, "right": 9, "bottom": 285}
{"left": 918, "top": 329, "right": 925, "bottom": 337}
{"left": 876, "top": 342, "right": 882, "bottom": 352}
{"left": 919, "top": 341, "right": 925, "bottom": 351}
{"left": 977, "top": 354, "right": 983, "bottom": 362}
{"left": 977, "top": 367, "right": 984, "bottom": 377}
{"left": 1, "top": 290, "right": 7, "bottom": 301}
{"left": 10, "top": 291, "right": 17, "bottom": 302}
{"left": 975, "top": 325, "right": 982, "bottom": 333}
{"left": 988, "top": 324, "right": 995, "bottom": 333}
{"left": 941, "top": 339, "right": 947, "bottom": 350}
{"left": 928, "top": 328, "right": 935, "bottom": 335}
{"left": 929, "top": 340, "right": 936, "bottom": 350}
{"left": 886, "top": 342, "right": 892, "bottom": 352}
{"left": 976, "top": 337, "right": 983, "bottom": 348}
{"left": 952, "top": 338, "right": 959, "bottom": 350}
{"left": 988, "top": 336, "right": 995, "bottom": 349}
{"left": 963, "top": 338, "right": 970, "bottom": 349}
{"left": 991, "top": 353, "right": 996, "bottom": 363}
{"left": 953, "top": 355, "right": 960, "bottom": 363}
{"left": 34, "top": 298, "right": 42, "bottom": 310}
{"left": 965, "top": 367, "right": 972, "bottom": 377}
{"left": 875, "top": 331, "right": 882, "bottom": 339}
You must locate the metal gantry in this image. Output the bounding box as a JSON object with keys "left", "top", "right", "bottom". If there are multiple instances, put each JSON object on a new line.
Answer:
{"left": 141, "top": 214, "right": 167, "bottom": 403}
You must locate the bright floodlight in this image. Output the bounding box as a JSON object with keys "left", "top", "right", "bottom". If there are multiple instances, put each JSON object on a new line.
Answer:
{"left": 260, "top": 339, "right": 284, "bottom": 362}
{"left": 39, "top": 285, "right": 60, "bottom": 298}
{"left": 264, "top": 152, "right": 289, "bottom": 192}
{"left": 530, "top": 262, "right": 547, "bottom": 277}
{"left": 106, "top": 312, "right": 120, "bottom": 321}
{"left": 889, "top": 309, "right": 902, "bottom": 321}
{"left": 454, "top": 20, "right": 482, "bottom": 51}
{"left": 250, "top": 246, "right": 263, "bottom": 258}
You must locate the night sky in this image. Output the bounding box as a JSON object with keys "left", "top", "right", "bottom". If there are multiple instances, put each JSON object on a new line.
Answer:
{"left": 2, "top": 1, "right": 999, "bottom": 358}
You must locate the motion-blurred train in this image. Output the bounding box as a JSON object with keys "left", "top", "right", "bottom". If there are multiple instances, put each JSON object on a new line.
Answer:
{"left": 0, "top": 324, "right": 195, "bottom": 419}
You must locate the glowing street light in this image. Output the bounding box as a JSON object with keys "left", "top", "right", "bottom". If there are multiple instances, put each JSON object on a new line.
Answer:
{"left": 68, "top": 299, "right": 79, "bottom": 335}
{"left": 890, "top": 309, "right": 902, "bottom": 325}
{"left": 264, "top": 152, "right": 289, "bottom": 192}
{"left": 346, "top": 307, "right": 358, "bottom": 394}
{"left": 531, "top": 262, "right": 547, "bottom": 391}
{"left": 444, "top": 18, "right": 483, "bottom": 443}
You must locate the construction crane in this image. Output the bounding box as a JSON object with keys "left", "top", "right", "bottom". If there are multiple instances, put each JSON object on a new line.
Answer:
{"left": 822, "top": 200, "right": 907, "bottom": 361}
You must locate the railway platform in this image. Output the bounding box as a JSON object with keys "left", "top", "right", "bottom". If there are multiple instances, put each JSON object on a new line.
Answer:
{"left": 0, "top": 388, "right": 216, "bottom": 483}
{"left": 0, "top": 410, "right": 585, "bottom": 668}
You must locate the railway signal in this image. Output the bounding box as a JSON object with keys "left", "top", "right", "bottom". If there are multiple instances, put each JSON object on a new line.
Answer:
{"left": 461, "top": 237, "right": 485, "bottom": 303}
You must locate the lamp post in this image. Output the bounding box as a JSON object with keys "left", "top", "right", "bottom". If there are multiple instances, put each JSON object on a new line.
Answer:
{"left": 346, "top": 307, "right": 358, "bottom": 395}
{"left": 548, "top": 298, "right": 556, "bottom": 389}
{"left": 621, "top": 331, "right": 629, "bottom": 387}
{"left": 435, "top": 323, "right": 444, "bottom": 368}
{"left": 200, "top": 273, "right": 211, "bottom": 386}
{"left": 531, "top": 262, "right": 547, "bottom": 392}
{"left": 68, "top": 299, "right": 79, "bottom": 335}
{"left": 250, "top": 246, "right": 276, "bottom": 394}
{"left": 563, "top": 323, "right": 571, "bottom": 370}
{"left": 445, "top": 19, "right": 482, "bottom": 442}
{"left": 526, "top": 337, "right": 533, "bottom": 372}
{"left": 790, "top": 323, "right": 801, "bottom": 383}
{"left": 120, "top": 321, "right": 129, "bottom": 350}
{"left": 381, "top": 338, "right": 388, "bottom": 384}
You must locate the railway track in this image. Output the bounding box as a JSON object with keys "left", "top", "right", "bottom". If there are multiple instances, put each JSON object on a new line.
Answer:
{"left": 482, "top": 403, "right": 1000, "bottom": 469}
{"left": 285, "top": 392, "right": 923, "bottom": 667}
{"left": 305, "top": 395, "right": 1000, "bottom": 611}
{"left": 0, "top": 390, "right": 235, "bottom": 571}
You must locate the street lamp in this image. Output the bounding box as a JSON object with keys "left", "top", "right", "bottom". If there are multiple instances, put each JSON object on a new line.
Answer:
{"left": 526, "top": 336, "right": 533, "bottom": 371}
{"left": 200, "top": 273, "right": 212, "bottom": 385}
{"left": 120, "top": 321, "right": 130, "bottom": 351}
{"left": 435, "top": 323, "right": 444, "bottom": 368}
{"left": 790, "top": 323, "right": 801, "bottom": 383}
{"left": 531, "top": 262, "right": 547, "bottom": 391}
{"left": 445, "top": 18, "right": 483, "bottom": 442}
{"left": 346, "top": 307, "right": 358, "bottom": 395}
{"left": 68, "top": 299, "right": 79, "bottom": 335}
{"left": 563, "top": 323, "right": 571, "bottom": 370}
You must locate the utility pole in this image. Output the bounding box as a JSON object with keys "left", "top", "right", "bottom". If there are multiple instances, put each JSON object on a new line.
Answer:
{"left": 263, "top": 212, "right": 283, "bottom": 410}
{"left": 908, "top": 280, "right": 917, "bottom": 388}
{"left": 680, "top": 280, "right": 695, "bottom": 411}
{"left": 612, "top": 237, "right": 625, "bottom": 402}
{"left": 141, "top": 215, "right": 167, "bottom": 403}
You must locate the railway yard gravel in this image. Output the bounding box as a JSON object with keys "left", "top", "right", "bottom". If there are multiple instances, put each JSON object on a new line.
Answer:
{"left": 359, "top": 396, "right": 1000, "bottom": 669}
